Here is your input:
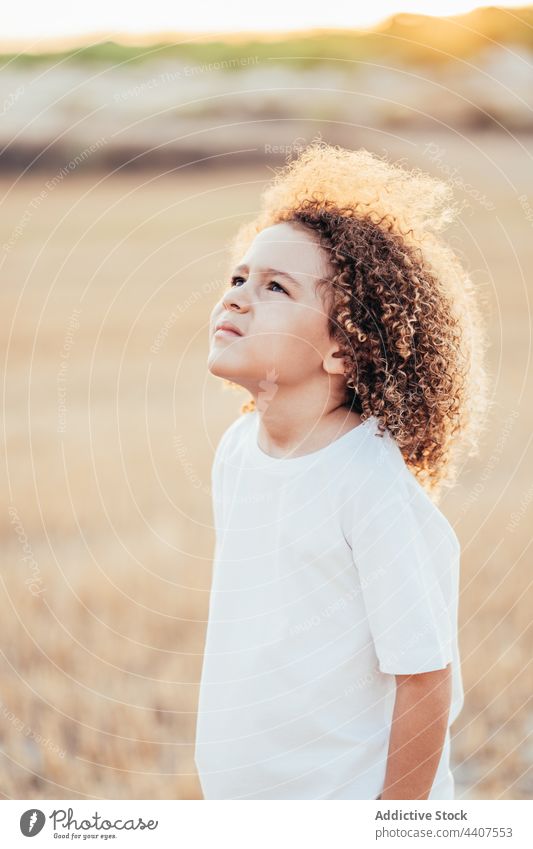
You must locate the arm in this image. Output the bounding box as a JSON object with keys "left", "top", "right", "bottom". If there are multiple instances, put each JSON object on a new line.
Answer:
{"left": 379, "top": 663, "right": 452, "bottom": 800}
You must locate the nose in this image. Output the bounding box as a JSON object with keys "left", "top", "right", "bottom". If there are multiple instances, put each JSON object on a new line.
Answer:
{"left": 221, "top": 283, "right": 249, "bottom": 312}
{"left": 211, "top": 283, "right": 249, "bottom": 334}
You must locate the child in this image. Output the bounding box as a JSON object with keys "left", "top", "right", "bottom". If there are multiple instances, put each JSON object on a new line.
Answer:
{"left": 194, "top": 140, "right": 490, "bottom": 800}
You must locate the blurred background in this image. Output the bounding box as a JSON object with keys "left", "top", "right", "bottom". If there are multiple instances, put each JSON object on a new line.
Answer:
{"left": 1, "top": 0, "right": 532, "bottom": 800}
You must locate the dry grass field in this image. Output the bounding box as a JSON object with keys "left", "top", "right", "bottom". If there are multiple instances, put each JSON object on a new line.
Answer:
{"left": 1, "top": 130, "right": 532, "bottom": 799}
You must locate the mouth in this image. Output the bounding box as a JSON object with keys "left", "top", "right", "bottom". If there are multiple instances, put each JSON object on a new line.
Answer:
{"left": 214, "top": 322, "right": 244, "bottom": 338}
{"left": 214, "top": 329, "right": 241, "bottom": 338}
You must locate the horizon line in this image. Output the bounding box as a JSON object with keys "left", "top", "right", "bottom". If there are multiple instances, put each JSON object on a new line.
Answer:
{"left": 1, "top": 5, "right": 531, "bottom": 56}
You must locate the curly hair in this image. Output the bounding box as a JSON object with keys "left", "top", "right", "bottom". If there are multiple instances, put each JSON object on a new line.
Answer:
{"left": 222, "top": 140, "right": 491, "bottom": 501}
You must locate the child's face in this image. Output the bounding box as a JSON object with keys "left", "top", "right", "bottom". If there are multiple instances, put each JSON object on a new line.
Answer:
{"left": 207, "top": 221, "right": 345, "bottom": 399}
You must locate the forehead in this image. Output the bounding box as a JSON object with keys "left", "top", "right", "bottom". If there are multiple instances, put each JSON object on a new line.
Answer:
{"left": 240, "top": 222, "right": 330, "bottom": 285}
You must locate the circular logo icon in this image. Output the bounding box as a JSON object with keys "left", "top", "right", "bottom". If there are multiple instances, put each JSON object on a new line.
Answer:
{"left": 20, "top": 809, "right": 46, "bottom": 837}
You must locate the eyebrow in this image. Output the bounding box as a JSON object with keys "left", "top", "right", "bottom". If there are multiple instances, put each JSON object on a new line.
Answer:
{"left": 233, "top": 264, "right": 303, "bottom": 290}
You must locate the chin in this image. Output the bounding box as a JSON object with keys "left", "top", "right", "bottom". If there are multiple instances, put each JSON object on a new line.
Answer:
{"left": 207, "top": 356, "right": 258, "bottom": 393}
{"left": 207, "top": 354, "right": 241, "bottom": 381}
{"left": 207, "top": 360, "right": 229, "bottom": 379}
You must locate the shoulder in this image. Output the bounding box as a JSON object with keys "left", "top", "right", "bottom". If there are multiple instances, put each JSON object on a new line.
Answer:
{"left": 341, "top": 417, "right": 407, "bottom": 498}
{"left": 340, "top": 419, "right": 459, "bottom": 550}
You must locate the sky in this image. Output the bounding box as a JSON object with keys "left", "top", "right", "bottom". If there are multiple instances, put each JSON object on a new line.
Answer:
{"left": 1, "top": 0, "right": 530, "bottom": 47}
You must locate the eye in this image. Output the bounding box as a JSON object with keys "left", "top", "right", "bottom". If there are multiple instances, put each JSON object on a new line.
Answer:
{"left": 229, "top": 276, "right": 288, "bottom": 295}
{"left": 267, "top": 281, "right": 288, "bottom": 295}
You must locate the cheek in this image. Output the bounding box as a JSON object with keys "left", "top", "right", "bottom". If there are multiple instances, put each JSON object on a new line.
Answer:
{"left": 283, "top": 311, "right": 328, "bottom": 355}
{"left": 267, "top": 321, "right": 326, "bottom": 374}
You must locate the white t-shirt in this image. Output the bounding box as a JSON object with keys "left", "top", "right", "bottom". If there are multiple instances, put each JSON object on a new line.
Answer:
{"left": 194, "top": 411, "right": 464, "bottom": 800}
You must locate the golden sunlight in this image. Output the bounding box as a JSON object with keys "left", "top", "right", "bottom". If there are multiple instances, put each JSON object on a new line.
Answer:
{"left": 1, "top": 0, "right": 530, "bottom": 45}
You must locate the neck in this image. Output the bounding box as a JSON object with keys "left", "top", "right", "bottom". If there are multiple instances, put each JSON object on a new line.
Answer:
{"left": 251, "top": 384, "right": 360, "bottom": 457}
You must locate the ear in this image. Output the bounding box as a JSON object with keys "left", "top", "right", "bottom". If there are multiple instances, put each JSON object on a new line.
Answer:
{"left": 322, "top": 342, "right": 346, "bottom": 377}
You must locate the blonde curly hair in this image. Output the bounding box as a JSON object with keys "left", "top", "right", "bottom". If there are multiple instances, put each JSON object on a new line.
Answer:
{"left": 222, "top": 139, "right": 491, "bottom": 501}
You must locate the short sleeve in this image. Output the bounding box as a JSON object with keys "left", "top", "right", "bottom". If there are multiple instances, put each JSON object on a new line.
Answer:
{"left": 344, "top": 476, "right": 455, "bottom": 675}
